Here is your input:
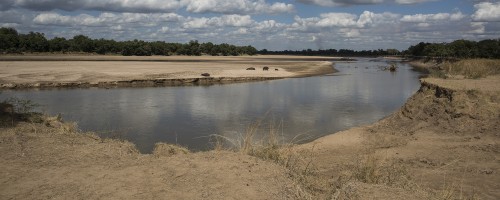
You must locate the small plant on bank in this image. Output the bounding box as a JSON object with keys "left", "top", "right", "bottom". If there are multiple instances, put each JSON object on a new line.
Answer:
{"left": 429, "top": 68, "right": 448, "bottom": 79}
{"left": 0, "top": 97, "right": 43, "bottom": 126}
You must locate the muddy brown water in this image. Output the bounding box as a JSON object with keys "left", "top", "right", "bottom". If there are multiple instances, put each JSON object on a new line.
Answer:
{"left": 0, "top": 58, "right": 422, "bottom": 153}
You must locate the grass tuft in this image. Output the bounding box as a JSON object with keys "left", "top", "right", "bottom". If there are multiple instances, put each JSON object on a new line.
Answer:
{"left": 153, "top": 142, "right": 190, "bottom": 157}
{"left": 211, "top": 119, "right": 321, "bottom": 198}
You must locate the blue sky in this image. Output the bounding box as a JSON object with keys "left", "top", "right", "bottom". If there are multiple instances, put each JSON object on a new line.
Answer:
{"left": 1, "top": 0, "right": 499, "bottom": 50}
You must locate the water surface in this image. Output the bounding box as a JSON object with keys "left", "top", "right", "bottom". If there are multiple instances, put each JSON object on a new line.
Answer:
{"left": 1, "top": 58, "right": 422, "bottom": 153}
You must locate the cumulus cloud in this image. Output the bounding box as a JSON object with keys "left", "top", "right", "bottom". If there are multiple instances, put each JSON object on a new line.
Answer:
{"left": 297, "top": 0, "right": 436, "bottom": 7}
{"left": 7, "top": 0, "right": 293, "bottom": 14}
{"left": 297, "top": 0, "right": 384, "bottom": 7}
{"left": 395, "top": 0, "right": 437, "bottom": 4}
{"left": 290, "top": 10, "right": 400, "bottom": 32}
{"left": 15, "top": 0, "right": 181, "bottom": 13}
{"left": 400, "top": 12, "right": 466, "bottom": 23}
{"left": 33, "top": 12, "right": 184, "bottom": 27}
{"left": 182, "top": 0, "right": 294, "bottom": 14}
{"left": 182, "top": 15, "right": 254, "bottom": 29}
{"left": 472, "top": 2, "right": 500, "bottom": 22}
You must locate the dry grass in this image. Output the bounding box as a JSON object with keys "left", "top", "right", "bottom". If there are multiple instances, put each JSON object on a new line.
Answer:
{"left": 152, "top": 142, "right": 190, "bottom": 157}
{"left": 210, "top": 120, "right": 322, "bottom": 199}
{"left": 441, "top": 59, "right": 500, "bottom": 79}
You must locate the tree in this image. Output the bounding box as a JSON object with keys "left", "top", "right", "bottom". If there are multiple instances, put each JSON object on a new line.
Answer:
{"left": 19, "top": 31, "right": 48, "bottom": 52}
{"left": 71, "top": 35, "right": 94, "bottom": 52}
{"left": 188, "top": 40, "right": 201, "bottom": 56}
{"left": 0, "top": 27, "right": 19, "bottom": 51}
{"left": 48, "top": 37, "right": 69, "bottom": 52}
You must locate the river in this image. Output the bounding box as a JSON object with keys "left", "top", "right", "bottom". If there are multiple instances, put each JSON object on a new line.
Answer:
{"left": 0, "top": 58, "right": 422, "bottom": 153}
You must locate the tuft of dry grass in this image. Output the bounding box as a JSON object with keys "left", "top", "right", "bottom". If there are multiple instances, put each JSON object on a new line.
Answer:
{"left": 152, "top": 142, "right": 190, "bottom": 157}
{"left": 350, "top": 154, "right": 411, "bottom": 187}
{"left": 441, "top": 59, "right": 500, "bottom": 79}
{"left": 210, "top": 119, "right": 321, "bottom": 198}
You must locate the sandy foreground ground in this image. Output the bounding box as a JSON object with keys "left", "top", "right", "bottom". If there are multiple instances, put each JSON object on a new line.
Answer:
{"left": 0, "top": 59, "right": 499, "bottom": 199}
{"left": 0, "top": 55, "right": 336, "bottom": 87}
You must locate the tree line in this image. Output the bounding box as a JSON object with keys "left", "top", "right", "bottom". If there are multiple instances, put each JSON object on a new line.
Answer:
{"left": 0, "top": 27, "right": 257, "bottom": 56}
{"left": 404, "top": 39, "right": 500, "bottom": 59}
{"left": 258, "top": 48, "right": 401, "bottom": 57}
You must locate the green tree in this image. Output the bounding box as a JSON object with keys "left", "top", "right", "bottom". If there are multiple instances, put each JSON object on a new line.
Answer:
{"left": 71, "top": 35, "right": 94, "bottom": 52}
{"left": 48, "top": 37, "right": 69, "bottom": 52}
{"left": 0, "top": 27, "right": 19, "bottom": 51}
{"left": 19, "top": 31, "right": 48, "bottom": 52}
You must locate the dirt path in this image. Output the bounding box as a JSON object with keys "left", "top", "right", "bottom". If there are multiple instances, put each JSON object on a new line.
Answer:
{"left": 0, "top": 55, "right": 336, "bottom": 88}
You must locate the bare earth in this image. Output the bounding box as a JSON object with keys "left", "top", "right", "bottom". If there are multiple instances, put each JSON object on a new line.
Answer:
{"left": 0, "top": 55, "right": 335, "bottom": 87}
{"left": 1, "top": 58, "right": 499, "bottom": 199}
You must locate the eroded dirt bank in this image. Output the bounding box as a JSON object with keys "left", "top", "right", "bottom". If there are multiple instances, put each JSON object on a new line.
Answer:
{"left": 300, "top": 76, "right": 500, "bottom": 199}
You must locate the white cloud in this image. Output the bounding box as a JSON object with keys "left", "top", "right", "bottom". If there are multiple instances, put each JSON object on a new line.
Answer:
{"left": 400, "top": 12, "right": 465, "bottom": 23}
{"left": 297, "top": 0, "right": 436, "bottom": 7}
{"left": 33, "top": 12, "right": 184, "bottom": 27}
{"left": 15, "top": 0, "right": 182, "bottom": 13}
{"left": 395, "top": 0, "right": 436, "bottom": 4}
{"left": 181, "top": 0, "right": 294, "bottom": 14}
{"left": 182, "top": 15, "right": 254, "bottom": 29}
{"left": 317, "top": 13, "right": 359, "bottom": 27}
{"left": 297, "top": 0, "right": 384, "bottom": 7}
{"left": 472, "top": 2, "right": 500, "bottom": 22}
{"left": 10, "top": 0, "right": 294, "bottom": 14}
{"left": 290, "top": 10, "right": 400, "bottom": 31}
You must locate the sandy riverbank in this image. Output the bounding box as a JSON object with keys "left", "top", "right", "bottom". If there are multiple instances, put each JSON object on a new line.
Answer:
{"left": 0, "top": 55, "right": 336, "bottom": 88}
{"left": 1, "top": 59, "right": 499, "bottom": 199}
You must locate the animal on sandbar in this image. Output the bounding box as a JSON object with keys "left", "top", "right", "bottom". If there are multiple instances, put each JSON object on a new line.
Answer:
{"left": 201, "top": 73, "right": 210, "bottom": 77}
{"left": 263, "top": 66, "right": 269, "bottom": 71}
{"left": 246, "top": 67, "right": 255, "bottom": 70}
{"left": 275, "top": 68, "right": 279, "bottom": 71}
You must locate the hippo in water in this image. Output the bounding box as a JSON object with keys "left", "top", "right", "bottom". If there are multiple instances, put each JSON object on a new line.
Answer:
{"left": 263, "top": 66, "right": 269, "bottom": 71}
{"left": 246, "top": 67, "right": 255, "bottom": 70}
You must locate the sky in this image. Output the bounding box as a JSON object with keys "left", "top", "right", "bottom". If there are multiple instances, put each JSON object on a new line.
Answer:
{"left": 0, "top": 0, "right": 499, "bottom": 51}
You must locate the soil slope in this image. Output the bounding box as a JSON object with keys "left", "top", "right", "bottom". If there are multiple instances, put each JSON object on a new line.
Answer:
{"left": 300, "top": 75, "right": 500, "bottom": 199}
{"left": 0, "top": 122, "right": 301, "bottom": 199}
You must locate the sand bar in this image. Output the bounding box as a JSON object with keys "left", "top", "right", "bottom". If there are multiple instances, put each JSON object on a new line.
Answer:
{"left": 0, "top": 55, "right": 337, "bottom": 88}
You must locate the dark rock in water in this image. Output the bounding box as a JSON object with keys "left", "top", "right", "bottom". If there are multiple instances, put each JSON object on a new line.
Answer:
{"left": 263, "top": 66, "right": 269, "bottom": 71}
{"left": 201, "top": 73, "right": 210, "bottom": 77}
{"left": 389, "top": 64, "right": 397, "bottom": 72}
{"left": 246, "top": 67, "right": 255, "bottom": 70}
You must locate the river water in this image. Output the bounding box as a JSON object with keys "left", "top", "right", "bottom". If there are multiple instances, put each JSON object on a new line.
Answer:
{"left": 0, "top": 58, "right": 422, "bottom": 153}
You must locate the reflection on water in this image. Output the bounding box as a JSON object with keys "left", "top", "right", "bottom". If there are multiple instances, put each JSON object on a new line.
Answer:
{"left": 0, "top": 58, "right": 422, "bottom": 153}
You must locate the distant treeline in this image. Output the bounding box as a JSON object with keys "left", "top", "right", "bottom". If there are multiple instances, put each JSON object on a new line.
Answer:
{"left": 405, "top": 39, "right": 500, "bottom": 59}
{"left": 259, "top": 39, "right": 500, "bottom": 59}
{"left": 258, "top": 48, "right": 401, "bottom": 57}
{"left": 0, "top": 27, "right": 257, "bottom": 56}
